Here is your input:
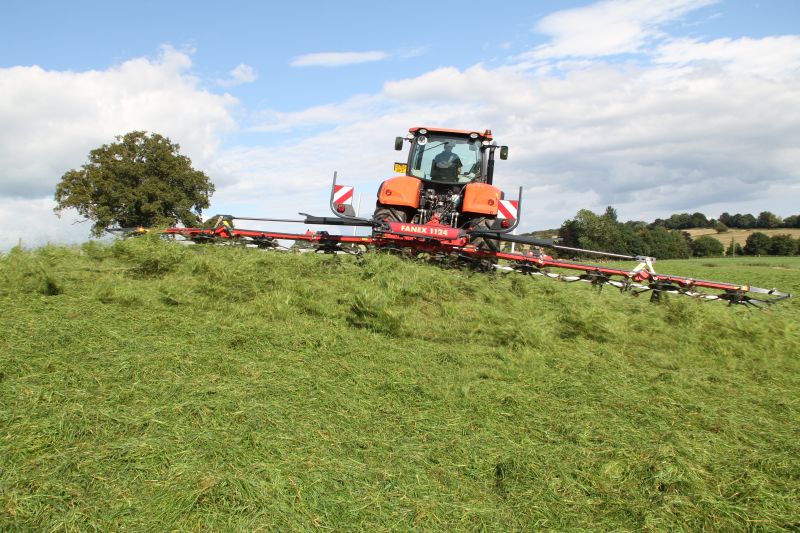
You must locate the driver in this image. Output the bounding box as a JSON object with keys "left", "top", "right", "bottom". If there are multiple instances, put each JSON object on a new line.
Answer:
{"left": 430, "top": 141, "right": 462, "bottom": 181}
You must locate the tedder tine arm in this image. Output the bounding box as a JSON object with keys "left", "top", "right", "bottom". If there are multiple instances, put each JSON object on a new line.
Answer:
{"left": 299, "top": 213, "right": 377, "bottom": 227}
{"left": 469, "top": 231, "right": 556, "bottom": 248}
{"left": 472, "top": 230, "right": 650, "bottom": 262}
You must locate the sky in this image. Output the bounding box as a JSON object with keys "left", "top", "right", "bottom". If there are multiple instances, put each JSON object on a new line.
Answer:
{"left": 1, "top": 0, "right": 799, "bottom": 249}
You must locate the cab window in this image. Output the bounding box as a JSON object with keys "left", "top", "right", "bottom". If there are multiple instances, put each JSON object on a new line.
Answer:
{"left": 409, "top": 135, "right": 481, "bottom": 183}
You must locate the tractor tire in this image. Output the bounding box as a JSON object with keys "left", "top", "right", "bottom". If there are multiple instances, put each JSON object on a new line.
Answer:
{"left": 373, "top": 204, "right": 410, "bottom": 224}
{"left": 468, "top": 216, "right": 500, "bottom": 253}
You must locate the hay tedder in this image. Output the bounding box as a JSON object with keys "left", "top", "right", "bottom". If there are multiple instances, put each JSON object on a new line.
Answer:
{"left": 153, "top": 126, "right": 789, "bottom": 306}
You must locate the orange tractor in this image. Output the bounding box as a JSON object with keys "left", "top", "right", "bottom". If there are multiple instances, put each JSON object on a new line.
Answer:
{"left": 371, "top": 127, "right": 517, "bottom": 251}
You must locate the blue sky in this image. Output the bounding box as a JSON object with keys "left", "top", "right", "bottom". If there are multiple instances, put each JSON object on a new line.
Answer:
{"left": 1, "top": 0, "right": 799, "bottom": 248}
{"left": 5, "top": 1, "right": 793, "bottom": 111}
{"left": 5, "top": 1, "right": 548, "bottom": 109}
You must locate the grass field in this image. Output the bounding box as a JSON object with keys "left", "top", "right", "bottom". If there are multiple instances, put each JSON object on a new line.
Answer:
{"left": 685, "top": 227, "right": 800, "bottom": 248}
{"left": 1, "top": 238, "right": 799, "bottom": 531}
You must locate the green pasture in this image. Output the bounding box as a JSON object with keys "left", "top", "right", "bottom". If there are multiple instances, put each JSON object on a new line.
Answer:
{"left": 1, "top": 238, "right": 798, "bottom": 531}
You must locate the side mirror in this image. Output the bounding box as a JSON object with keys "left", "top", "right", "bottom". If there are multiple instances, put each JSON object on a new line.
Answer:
{"left": 394, "top": 137, "right": 404, "bottom": 151}
{"left": 499, "top": 146, "right": 509, "bottom": 160}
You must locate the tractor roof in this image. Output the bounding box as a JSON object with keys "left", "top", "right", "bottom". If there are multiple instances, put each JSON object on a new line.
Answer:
{"left": 408, "top": 126, "right": 493, "bottom": 140}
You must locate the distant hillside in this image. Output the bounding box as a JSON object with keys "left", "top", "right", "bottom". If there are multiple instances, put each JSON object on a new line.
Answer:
{"left": 523, "top": 228, "right": 561, "bottom": 239}
{"left": 1, "top": 239, "right": 799, "bottom": 531}
{"left": 685, "top": 227, "right": 800, "bottom": 247}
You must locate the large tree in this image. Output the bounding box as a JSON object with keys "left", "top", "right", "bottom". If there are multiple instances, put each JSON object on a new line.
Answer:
{"left": 54, "top": 131, "right": 215, "bottom": 236}
{"left": 558, "top": 207, "right": 629, "bottom": 255}
{"left": 756, "top": 211, "right": 782, "bottom": 229}
{"left": 643, "top": 226, "right": 691, "bottom": 259}
{"left": 690, "top": 235, "right": 724, "bottom": 257}
{"left": 743, "top": 232, "right": 771, "bottom": 256}
{"left": 768, "top": 234, "right": 798, "bottom": 256}
{"left": 559, "top": 207, "right": 691, "bottom": 259}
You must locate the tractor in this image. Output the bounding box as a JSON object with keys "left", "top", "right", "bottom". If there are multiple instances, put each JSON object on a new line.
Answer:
{"left": 371, "top": 127, "right": 516, "bottom": 251}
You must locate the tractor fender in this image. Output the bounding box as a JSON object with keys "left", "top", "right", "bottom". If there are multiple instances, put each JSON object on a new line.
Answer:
{"left": 378, "top": 176, "right": 422, "bottom": 209}
{"left": 462, "top": 183, "right": 501, "bottom": 216}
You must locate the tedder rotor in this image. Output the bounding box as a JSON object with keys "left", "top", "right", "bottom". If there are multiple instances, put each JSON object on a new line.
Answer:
{"left": 150, "top": 126, "right": 790, "bottom": 307}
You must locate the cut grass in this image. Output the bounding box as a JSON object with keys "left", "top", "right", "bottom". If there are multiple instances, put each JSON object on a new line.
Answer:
{"left": 1, "top": 238, "right": 799, "bottom": 530}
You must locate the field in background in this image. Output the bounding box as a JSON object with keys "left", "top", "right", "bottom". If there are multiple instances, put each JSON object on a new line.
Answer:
{"left": 685, "top": 227, "right": 800, "bottom": 248}
{"left": 1, "top": 239, "right": 798, "bottom": 530}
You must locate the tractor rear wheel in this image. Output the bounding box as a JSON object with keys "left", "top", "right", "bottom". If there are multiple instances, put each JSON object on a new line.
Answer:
{"left": 468, "top": 216, "right": 500, "bottom": 252}
{"left": 373, "top": 204, "right": 410, "bottom": 224}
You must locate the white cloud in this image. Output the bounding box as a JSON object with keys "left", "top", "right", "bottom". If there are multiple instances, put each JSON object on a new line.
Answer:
{"left": 397, "top": 47, "right": 429, "bottom": 60}
{"left": 209, "top": 112, "right": 418, "bottom": 206}
{"left": 384, "top": 65, "right": 536, "bottom": 107}
{"left": 250, "top": 94, "right": 389, "bottom": 132}
{"left": 656, "top": 35, "right": 800, "bottom": 80}
{"left": 290, "top": 51, "right": 388, "bottom": 67}
{"left": 218, "top": 63, "right": 257, "bottom": 87}
{"left": 0, "top": 45, "right": 236, "bottom": 199}
{"left": 0, "top": 46, "right": 237, "bottom": 249}
{"left": 528, "top": 0, "right": 717, "bottom": 59}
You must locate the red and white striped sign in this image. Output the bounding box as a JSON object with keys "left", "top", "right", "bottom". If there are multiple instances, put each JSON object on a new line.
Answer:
{"left": 333, "top": 185, "right": 354, "bottom": 205}
{"left": 497, "top": 199, "right": 518, "bottom": 220}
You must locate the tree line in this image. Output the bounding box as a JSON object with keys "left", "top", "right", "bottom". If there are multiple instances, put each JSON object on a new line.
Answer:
{"left": 557, "top": 207, "right": 800, "bottom": 259}
{"left": 651, "top": 211, "right": 800, "bottom": 231}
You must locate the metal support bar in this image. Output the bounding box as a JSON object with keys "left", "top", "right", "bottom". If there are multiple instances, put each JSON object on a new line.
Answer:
{"left": 300, "top": 214, "right": 377, "bottom": 227}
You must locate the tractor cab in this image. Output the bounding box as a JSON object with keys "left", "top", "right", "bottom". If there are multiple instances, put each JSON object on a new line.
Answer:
{"left": 394, "top": 127, "right": 508, "bottom": 185}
